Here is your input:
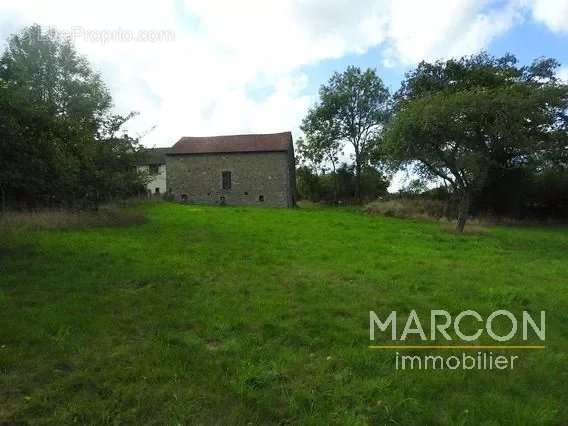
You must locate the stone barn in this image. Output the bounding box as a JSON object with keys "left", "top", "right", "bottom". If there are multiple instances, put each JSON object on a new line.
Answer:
{"left": 166, "top": 132, "right": 296, "bottom": 207}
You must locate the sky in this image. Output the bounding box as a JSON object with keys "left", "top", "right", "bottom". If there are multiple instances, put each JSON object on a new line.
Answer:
{"left": 1, "top": 0, "right": 567, "bottom": 155}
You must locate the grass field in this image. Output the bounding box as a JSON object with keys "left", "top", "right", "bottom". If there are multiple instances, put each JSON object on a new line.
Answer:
{"left": 1, "top": 202, "right": 567, "bottom": 424}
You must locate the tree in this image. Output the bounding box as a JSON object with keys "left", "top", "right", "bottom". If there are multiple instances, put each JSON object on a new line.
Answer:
{"left": 0, "top": 25, "right": 145, "bottom": 208}
{"left": 384, "top": 53, "right": 568, "bottom": 232}
{"left": 298, "top": 103, "right": 342, "bottom": 202}
{"left": 296, "top": 165, "right": 323, "bottom": 201}
{"left": 303, "top": 66, "right": 390, "bottom": 202}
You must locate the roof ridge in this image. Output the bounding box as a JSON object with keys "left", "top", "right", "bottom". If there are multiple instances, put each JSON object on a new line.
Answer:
{"left": 171, "top": 132, "right": 292, "bottom": 155}
{"left": 178, "top": 131, "right": 290, "bottom": 140}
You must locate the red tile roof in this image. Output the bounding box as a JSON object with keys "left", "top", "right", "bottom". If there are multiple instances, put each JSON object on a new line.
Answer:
{"left": 171, "top": 132, "right": 292, "bottom": 155}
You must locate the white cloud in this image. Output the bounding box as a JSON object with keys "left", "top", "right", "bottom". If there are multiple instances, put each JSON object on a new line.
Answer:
{"left": 558, "top": 67, "right": 568, "bottom": 81}
{"left": 530, "top": 0, "right": 568, "bottom": 32}
{"left": 0, "top": 0, "right": 565, "bottom": 149}
{"left": 0, "top": 0, "right": 322, "bottom": 146}
{"left": 384, "top": 0, "right": 525, "bottom": 64}
{"left": 183, "top": 0, "right": 389, "bottom": 73}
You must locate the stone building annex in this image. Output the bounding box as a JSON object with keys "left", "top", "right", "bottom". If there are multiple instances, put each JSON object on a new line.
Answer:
{"left": 137, "top": 132, "right": 296, "bottom": 208}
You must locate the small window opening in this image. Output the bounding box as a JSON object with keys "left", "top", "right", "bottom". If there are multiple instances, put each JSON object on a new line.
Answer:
{"left": 258, "top": 195, "right": 264, "bottom": 202}
{"left": 181, "top": 194, "right": 188, "bottom": 201}
{"left": 155, "top": 187, "right": 160, "bottom": 194}
{"left": 149, "top": 164, "right": 160, "bottom": 174}
{"left": 222, "top": 171, "right": 232, "bottom": 190}
{"left": 244, "top": 191, "right": 248, "bottom": 195}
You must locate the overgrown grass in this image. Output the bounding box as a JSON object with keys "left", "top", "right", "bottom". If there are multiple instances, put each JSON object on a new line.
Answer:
{"left": 364, "top": 198, "right": 568, "bottom": 227}
{"left": 0, "top": 204, "right": 146, "bottom": 233}
{"left": 1, "top": 202, "right": 567, "bottom": 424}
{"left": 364, "top": 198, "right": 448, "bottom": 220}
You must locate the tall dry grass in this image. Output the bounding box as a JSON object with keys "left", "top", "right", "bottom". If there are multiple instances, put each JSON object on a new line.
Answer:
{"left": 0, "top": 205, "right": 146, "bottom": 233}
{"left": 364, "top": 198, "right": 449, "bottom": 219}
{"left": 364, "top": 198, "right": 492, "bottom": 234}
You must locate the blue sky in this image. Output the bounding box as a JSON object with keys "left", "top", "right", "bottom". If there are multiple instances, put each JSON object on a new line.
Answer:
{"left": 300, "top": 18, "right": 568, "bottom": 99}
{"left": 1, "top": 0, "right": 567, "bottom": 150}
{"left": 490, "top": 19, "right": 568, "bottom": 63}
{"left": 299, "top": 46, "right": 412, "bottom": 95}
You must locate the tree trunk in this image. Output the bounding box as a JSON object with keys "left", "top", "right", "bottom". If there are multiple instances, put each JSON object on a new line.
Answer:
{"left": 456, "top": 191, "right": 470, "bottom": 233}
{"left": 354, "top": 162, "right": 362, "bottom": 204}
{"left": 0, "top": 186, "right": 5, "bottom": 213}
{"left": 331, "top": 161, "right": 338, "bottom": 204}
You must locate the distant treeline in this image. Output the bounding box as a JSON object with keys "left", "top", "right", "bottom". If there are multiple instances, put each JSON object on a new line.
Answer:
{"left": 297, "top": 165, "right": 568, "bottom": 221}
{"left": 297, "top": 54, "right": 568, "bottom": 228}
{"left": 472, "top": 166, "right": 568, "bottom": 220}
{"left": 296, "top": 164, "right": 389, "bottom": 204}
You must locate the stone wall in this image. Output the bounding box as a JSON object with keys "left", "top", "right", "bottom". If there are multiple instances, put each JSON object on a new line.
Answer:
{"left": 166, "top": 151, "right": 294, "bottom": 207}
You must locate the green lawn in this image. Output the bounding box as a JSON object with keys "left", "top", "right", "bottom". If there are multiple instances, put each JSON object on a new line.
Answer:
{"left": 1, "top": 202, "right": 567, "bottom": 424}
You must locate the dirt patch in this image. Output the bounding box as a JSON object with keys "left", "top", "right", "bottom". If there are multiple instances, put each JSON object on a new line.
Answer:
{"left": 206, "top": 340, "right": 222, "bottom": 351}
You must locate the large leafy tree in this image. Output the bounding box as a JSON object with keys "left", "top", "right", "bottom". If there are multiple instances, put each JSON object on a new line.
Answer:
{"left": 298, "top": 102, "right": 342, "bottom": 201}
{"left": 0, "top": 25, "right": 144, "bottom": 208}
{"left": 384, "top": 53, "right": 568, "bottom": 232}
{"left": 302, "top": 66, "right": 390, "bottom": 202}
